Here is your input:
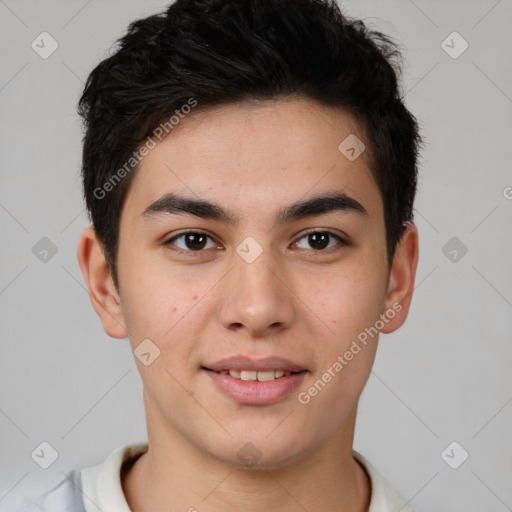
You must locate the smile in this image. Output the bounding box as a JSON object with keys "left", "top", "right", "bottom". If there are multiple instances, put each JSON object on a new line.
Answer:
{"left": 217, "top": 369, "right": 295, "bottom": 381}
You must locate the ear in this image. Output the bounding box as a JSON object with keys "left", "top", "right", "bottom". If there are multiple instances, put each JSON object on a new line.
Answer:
{"left": 380, "top": 222, "right": 419, "bottom": 334}
{"left": 77, "top": 226, "right": 128, "bottom": 339}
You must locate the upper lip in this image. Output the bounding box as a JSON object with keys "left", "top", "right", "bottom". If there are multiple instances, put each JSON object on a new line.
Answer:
{"left": 203, "top": 356, "right": 307, "bottom": 373}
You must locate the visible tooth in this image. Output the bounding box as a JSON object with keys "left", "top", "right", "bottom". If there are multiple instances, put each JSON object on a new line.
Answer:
{"left": 226, "top": 369, "right": 293, "bottom": 380}
{"left": 257, "top": 371, "right": 276, "bottom": 381}
{"left": 240, "top": 370, "right": 257, "bottom": 381}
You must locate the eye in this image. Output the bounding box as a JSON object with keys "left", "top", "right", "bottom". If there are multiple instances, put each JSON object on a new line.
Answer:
{"left": 165, "top": 231, "right": 220, "bottom": 252}
{"left": 293, "top": 230, "right": 346, "bottom": 251}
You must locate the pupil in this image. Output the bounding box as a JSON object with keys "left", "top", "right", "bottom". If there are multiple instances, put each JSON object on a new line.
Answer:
{"left": 186, "top": 233, "right": 207, "bottom": 250}
{"left": 309, "top": 233, "right": 329, "bottom": 250}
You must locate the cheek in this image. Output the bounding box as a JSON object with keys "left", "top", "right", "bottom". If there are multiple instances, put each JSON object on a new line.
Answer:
{"left": 119, "top": 265, "right": 222, "bottom": 377}
{"left": 302, "top": 262, "right": 387, "bottom": 343}
{"left": 298, "top": 257, "right": 386, "bottom": 410}
{"left": 119, "top": 263, "right": 200, "bottom": 346}
{"left": 295, "top": 275, "right": 382, "bottom": 427}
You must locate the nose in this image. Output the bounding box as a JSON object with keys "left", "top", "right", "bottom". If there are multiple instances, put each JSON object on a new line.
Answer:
{"left": 216, "top": 248, "right": 296, "bottom": 338}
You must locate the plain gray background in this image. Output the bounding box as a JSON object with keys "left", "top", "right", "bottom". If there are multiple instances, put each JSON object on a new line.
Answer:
{"left": 1, "top": 0, "right": 511, "bottom": 510}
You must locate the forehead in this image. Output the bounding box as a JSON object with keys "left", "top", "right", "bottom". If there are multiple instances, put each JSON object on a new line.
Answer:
{"left": 122, "top": 98, "right": 382, "bottom": 222}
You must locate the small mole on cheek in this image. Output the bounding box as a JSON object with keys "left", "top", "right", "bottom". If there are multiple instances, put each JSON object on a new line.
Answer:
{"left": 192, "top": 295, "right": 198, "bottom": 300}
{"left": 172, "top": 306, "right": 177, "bottom": 312}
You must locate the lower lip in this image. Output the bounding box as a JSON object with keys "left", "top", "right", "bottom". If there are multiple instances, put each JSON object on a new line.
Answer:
{"left": 203, "top": 369, "right": 307, "bottom": 405}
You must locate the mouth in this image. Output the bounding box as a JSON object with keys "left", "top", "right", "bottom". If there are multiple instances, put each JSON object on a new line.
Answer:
{"left": 203, "top": 368, "right": 305, "bottom": 381}
{"left": 201, "top": 356, "right": 308, "bottom": 405}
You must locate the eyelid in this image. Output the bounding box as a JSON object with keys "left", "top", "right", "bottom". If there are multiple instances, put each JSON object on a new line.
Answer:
{"left": 164, "top": 230, "right": 222, "bottom": 252}
{"left": 165, "top": 229, "right": 215, "bottom": 242}
{"left": 292, "top": 229, "right": 348, "bottom": 250}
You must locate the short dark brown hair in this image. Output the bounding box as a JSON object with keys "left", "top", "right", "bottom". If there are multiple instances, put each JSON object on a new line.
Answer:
{"left": 78, "top": 0, "right": 422, "bottom": 290}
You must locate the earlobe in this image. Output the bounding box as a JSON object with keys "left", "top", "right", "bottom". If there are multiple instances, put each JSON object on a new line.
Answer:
{"left": 380, "top": 222, "right": 419, "bottom": 334}
{"left": 77, "top": 226, "right": 128, "bottom": 339}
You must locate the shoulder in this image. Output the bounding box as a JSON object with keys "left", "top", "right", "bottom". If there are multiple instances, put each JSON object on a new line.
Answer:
{"left": 353, "top": 451, "right": 414, "bottom": 512}
{"left": 13, "top": 470, "right": 85, "bottom": 512}
{"left": 14, "top": 442, "right": 148, "bottom": 512}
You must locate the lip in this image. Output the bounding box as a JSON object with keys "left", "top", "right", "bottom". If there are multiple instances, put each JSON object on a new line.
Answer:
{"left": 203, "top": 368, "right": 307, "bottom": 405}
{"left": 202, "top": 355, "right": 308, "bottom": 405}
{"left": 203, "top": 356, "right": 307, "bottom": 373}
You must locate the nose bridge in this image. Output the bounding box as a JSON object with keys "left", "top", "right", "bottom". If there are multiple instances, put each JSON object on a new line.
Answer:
{"left": 216, "top": 241, "right": 295, "bottom": 335}
{"left": 236, "top": 247, "right": 279, "bottom": 295}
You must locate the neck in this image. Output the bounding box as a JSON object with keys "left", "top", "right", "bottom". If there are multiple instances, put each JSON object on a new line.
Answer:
{"left": 123, "top": 405, "right": 370, "bottom": 512}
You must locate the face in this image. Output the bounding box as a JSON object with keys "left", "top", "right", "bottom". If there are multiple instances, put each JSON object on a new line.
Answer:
{"left": 80, "top": 97, "right": 418, "bottom": 469}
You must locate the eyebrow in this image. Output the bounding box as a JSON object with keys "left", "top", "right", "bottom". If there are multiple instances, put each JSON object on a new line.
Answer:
{"left": 141, "top": 190, "right": 368, "bottom": 225}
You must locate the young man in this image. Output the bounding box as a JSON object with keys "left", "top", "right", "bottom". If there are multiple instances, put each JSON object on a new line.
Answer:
{"left": 25, "top": 0, "right": 421, "bottom": 510}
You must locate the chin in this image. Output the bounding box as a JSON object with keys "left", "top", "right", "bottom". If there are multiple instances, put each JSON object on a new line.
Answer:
{"left": 204, "top": 436, "right": 312, "bottom": 471}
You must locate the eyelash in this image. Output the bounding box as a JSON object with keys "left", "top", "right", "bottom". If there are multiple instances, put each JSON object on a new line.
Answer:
{"left": 164, "top": 230, "right": 348, "bottom": 255}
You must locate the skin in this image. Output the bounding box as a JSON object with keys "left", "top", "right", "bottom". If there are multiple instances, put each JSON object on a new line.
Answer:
{"left": 78, "top": 97, "right": 419, "bottom": 512}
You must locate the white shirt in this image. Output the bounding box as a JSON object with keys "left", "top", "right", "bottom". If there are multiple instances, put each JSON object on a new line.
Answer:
{"left": 21, "top": 442, "right": 414, "bottom": 512}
